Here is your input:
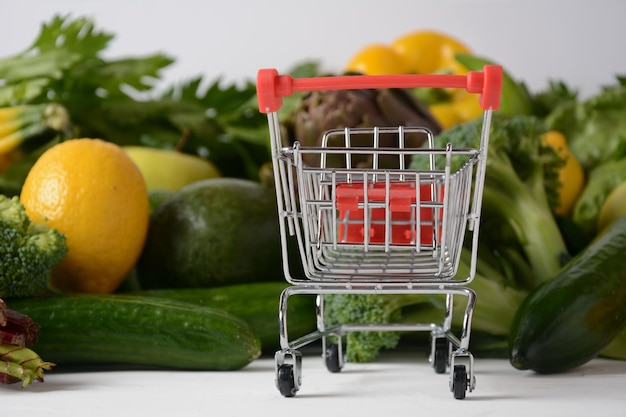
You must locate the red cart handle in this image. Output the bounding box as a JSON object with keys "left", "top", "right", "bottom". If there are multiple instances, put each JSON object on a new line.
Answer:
{"left": 257, "top": 65, "right": 502, "bottom": 113}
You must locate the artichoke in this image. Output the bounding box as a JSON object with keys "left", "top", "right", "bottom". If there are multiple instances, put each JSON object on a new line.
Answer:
{"left": 283, "top": 86, "right": 442, "bottom": 169}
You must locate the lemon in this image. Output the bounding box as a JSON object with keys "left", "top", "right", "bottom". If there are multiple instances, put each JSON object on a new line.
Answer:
{"left": 123, "top": 146, "right": 220, "bottom": 191}
{"left": 20, "top": 138, "right": 149, "bottom": 294}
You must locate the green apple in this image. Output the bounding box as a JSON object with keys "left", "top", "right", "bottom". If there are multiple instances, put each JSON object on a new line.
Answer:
{"left": 123, "top": 146, "right": 220, "bottom": 191}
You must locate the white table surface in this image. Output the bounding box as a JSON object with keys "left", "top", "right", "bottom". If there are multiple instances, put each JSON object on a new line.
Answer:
{"left": 3, "top": 350, "right": 625, "bottom": 417}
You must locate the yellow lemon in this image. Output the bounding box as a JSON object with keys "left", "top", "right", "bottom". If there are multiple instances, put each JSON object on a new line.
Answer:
{"left": 20, "top": 138, "right": 149, "bottom": 294}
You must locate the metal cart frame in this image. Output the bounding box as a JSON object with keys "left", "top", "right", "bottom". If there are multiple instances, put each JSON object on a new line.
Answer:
{"left": 256, "top": 66, "right": 502, "bottom": 399}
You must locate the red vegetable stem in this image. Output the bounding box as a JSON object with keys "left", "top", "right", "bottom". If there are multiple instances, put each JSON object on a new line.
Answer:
{"left": 0, "top": 299, "right": 7, "bottom": 327}
{"left": 0, "top": 309, "right": 40, "bottom": 347}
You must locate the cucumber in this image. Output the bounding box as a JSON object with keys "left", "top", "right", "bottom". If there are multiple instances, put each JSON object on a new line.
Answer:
{"left": 8, "top": 294, "right": 261, "bottom": 370}
{"left": 131, "top": 282, "right": 318, "bottom": 351}
{"left": 509, "top": 215, "right": 626, "bottom": 373}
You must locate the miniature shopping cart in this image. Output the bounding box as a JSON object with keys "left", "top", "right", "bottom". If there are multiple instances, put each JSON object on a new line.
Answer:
{"left": 256, "top": 66, "right": 502, "bottom": 399}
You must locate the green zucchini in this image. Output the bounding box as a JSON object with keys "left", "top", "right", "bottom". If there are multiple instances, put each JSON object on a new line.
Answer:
{"left": 8, "top": 293, "right": 261, "bottom": 370}
{"left": 509, "top": 214, "right": 626, "bottom": 373}
{"left": 131, "top": 282, "right": 318, "bottom": 351}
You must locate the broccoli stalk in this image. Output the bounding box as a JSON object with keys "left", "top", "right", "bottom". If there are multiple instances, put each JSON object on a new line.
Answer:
{"left": 0, "top": 195, "right": 68, "bottom": 299}
{"left": 420, "top": 115, "right": 569, "bottom": 290}
{"left": 478, "top": 116, "right": 569, "bottom": 289}
{"left": 323, "top": 248, "right": 529, "bottom": 363}
{"left": 480, "top": 164, "right": 567, "bottom": 289}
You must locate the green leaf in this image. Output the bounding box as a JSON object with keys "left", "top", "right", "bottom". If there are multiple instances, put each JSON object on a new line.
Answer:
{"left": 224, "top": 124, "right": 270, "bottom": 147}
{"left": 547, "top": 83, "right": 626, "bottom": 170}
{"left": 31, "top": 15, "right": 112, "bottom": 58}
{"left": 0, "top": 50, "right": 81, "bottom": 83}
{"left": 161, "top": 77, "right": 205, "bottom": 101}
{"left": 83, "top": 54, "right": 174, "bottom": 94}
{"left": 0, "top": 79, "right": 50, "bottom": 106}
{"left": 531, "top": 79, "right": 578, "bottom": 119}
{"left": 0, "top": 14, "right": 283, "bottom": 183}
{"left": 199, "top": 79, "right": 257, "bottom": 114}
{"left": 98, "top": 55, "right": 175, "bottom": 92}
{"left": 288, "top": 61, "right": 321, "bottom": 78}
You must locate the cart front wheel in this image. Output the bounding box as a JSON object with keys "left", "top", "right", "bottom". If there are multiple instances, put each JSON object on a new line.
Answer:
{"left": 452, "top": 365, "right": 468, "bottom": 400}
{"left": 276, "top": 364, "right": 297, "bottom": 397}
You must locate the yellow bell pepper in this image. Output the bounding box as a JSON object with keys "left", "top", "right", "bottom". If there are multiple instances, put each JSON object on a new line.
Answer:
{"left": 344, "top": 29, "right": 480, "bottom": 129}
{"left": 391, "top": 29, "right": 470, "bottom": 75}
{"left": 541, "top": 131, "right": 586, "bottom": 217}
{"left": 345, "top": 44, "right": 411, "bottom": 75}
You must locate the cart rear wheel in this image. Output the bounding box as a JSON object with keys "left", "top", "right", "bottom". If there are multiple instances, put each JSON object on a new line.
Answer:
{"left": 452, "top": 365, "right": 467, "bottom": 400}
{"left": 324, "top": 343, "right": 343, "bottom": 373}
{"left": 276, "top": 364, "right": 297, "bottom": 397}
{"left": 433, "top": 337, "right": 449, "bottom": 374}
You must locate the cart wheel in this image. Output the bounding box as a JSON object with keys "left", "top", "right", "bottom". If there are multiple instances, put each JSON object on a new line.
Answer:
{"left": 324, "top": 343, "right": 343, "bottom": 373}
{"left": 452, "top": 365, "right": 467, "bottom": 400}
{"left": 276, "top": 364, "right": 297, "bottom": 397}
{"left": 433, "top": 337, "right": 448, "bottom": 374}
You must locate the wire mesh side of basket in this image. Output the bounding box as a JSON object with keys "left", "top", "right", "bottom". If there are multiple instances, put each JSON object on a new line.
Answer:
{"left": 275, "top": 125, "right": 482, "bottom": 283}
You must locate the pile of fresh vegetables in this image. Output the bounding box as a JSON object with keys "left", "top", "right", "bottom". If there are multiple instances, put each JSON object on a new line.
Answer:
{"left": 320, "top": 31, "right": 626, "bottom": 372}
{"left": 0, "top": 15, "right": 317, "bottom": 387}
{"left": 1, "top": 16, "right": 626, "bottom": 387}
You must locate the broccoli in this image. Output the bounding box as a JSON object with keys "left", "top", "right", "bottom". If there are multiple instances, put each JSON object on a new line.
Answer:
{"left": 323, "top": 292, "right": 408, "bottom": 363}
{"left": 324, "top": 248, "right": 529, "bottom": 362}
{"left": 414, "top": 114, "right": 569, "bottom": 290}
{"left": 323, "top": 114, "right": 569, "bottom": 362}
{"left": 0, "top": 195, "right": 67, "bottom": 299}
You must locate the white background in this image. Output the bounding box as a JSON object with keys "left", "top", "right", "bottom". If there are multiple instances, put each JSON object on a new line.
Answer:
{"left": 1, "top": 0, "right": 625, "bottom": 99}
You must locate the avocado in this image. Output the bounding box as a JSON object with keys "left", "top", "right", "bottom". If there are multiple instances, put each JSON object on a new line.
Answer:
{"left": 137, "top": 178, "right": 284, "bottom": 289}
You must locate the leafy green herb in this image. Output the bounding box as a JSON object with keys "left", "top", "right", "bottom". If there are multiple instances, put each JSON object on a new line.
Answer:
{"left": 0, "top": 15, "right": 320, "bottom": 184}
{"left": 530, "top": 79, "right": 578, "bottom": 119}
{"left": 545, "top": 75, "right": 626, "bottom": 171}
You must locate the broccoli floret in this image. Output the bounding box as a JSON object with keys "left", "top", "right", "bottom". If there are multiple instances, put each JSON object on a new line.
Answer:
{"left": 0, "top": 195, "right": 67, "bottom": 299}
{"left": 323, "top": 292, "right": 411, "bottom": 362}
{"left": 324, "top": 248, "right": 529, "bottom": 362}
{"left": 413, "top": 114, "right": 569, "bottom": 290}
